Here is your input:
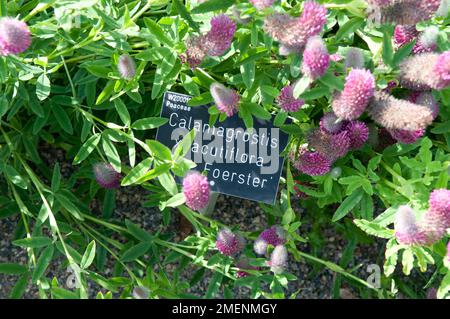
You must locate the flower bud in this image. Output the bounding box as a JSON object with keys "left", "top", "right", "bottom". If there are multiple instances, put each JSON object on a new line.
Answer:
{"left": 93, "top": 163, "right": 121, "bottom": 189}
{"left": 118, "top": 54, "right": 136, "bottom": 80}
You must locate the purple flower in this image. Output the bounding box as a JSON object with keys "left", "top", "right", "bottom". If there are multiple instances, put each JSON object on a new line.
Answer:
{"left": 367, "top": 91, "right": 434, "bottom": 131}
{"left": 205, "top": 15, "right": 236, "bottom": 57}
{"left": 394, "top": 205, "right": 428, "bottom": 245}
{"left": 210, "top": 82, "right": 240, "bottom": 117}
{"left": 0, "top": 18, "right": 31, "bottom": 55}
{"left": 184, "top": 15, "right": 236, "bottom": 68}
{"left": 276, "top": 85, "right": 304, "bottom": 112}
{"left": 216, "top": 228, "right": 245, "bottom": 256}
{"left": 394, "top": 25, "right": 419, "bottom": 47}
{"left": 367, "top": 0, "right": 441, "bottom": 26}
{"left": 93, "top": 163, "right": 121, "bottom": 189}
{"left": 332, "top": 69, "right": 375, "bottom": 120}
{"left": 254, "top": 226, "right": 286, "bottom": 255}
{"left": 399, "top": 51, "right": 450, "bottom": 90}
{"left": 388, "top": 128, "right": 424, "bottom": 144}
{"left": 249, "top": 0, "right": 275, "bottom": 10}
{"left": 267, "top": 245, "right": 288, "bottom": 274}
{"left": 291, "top": 147, "right": 332, "bottom": 176}
{"left": 320, "top": 112, "right": 346, "bottom": 134}
{"left": 301, "top": 36, "right": 330, "bottom": 80}
{"left": 118, "top": 54, "right": 136, "bottom": 80}
{"left": 344, "top": 121, "right": 369, "bottom": 149}
{"left": 307, "top": 128, "right": 350, "bottom": 161}
{"left": 182, "top": 171, "right": 210, "bottom": 211}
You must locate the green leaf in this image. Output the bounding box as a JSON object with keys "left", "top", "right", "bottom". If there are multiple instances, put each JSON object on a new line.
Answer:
{"left": 241, "top": 61, "right": 255, "bottom": 89}
{"left": 172, "top": 0, "right": 199, "bottom": 31}
{"left": 52, "top": 104, "right": 73, "bottom": 134}
{"left": 144, "top": 18, "right": 174, "bottom": 47}
{"left": 0, "top": 263, "right": 28, "bottom": 274}
{"left": 382, "top": 27, "right": 394, "bottom": 67}
{"left": 293, "top": 76, "right": 310, "bottom": 99}
{"left": 121, "top": 242, "right": 152, "bottom": 262}
{"left": 245, "top": 102, "right": 272, "bottom": 120}
{"left": 192, "top": 0, "right": 235, "bottom": 14}
{"left": 336, "top": 17, "right": 364, "bottom": 41}
{"left": 73, "top": 133, "right": 101, "bottom": 164}
{"left": 121, "top": 158, "right": 153, "bottom": 186}
{"left": 102, "top": 136, "right": 121, "bottom": 172}
{"left": 353, "top": 219, "right": 394, "bottom": 239}
{"left": 393, "top": 40, "right": 415, "bottom": 66}
{"left": 32, "top": 245, "right": 54, "bottom": 284}
{"left": 165, "top": 193, "right": 186, "bottom": 208}
{"left": 10, "top": 272, "right": 30, "bottom": 299}
{"left": 113, "top": 98, "right": 130, "bottom": 126}
{"left": 51, "top": 163, "right": 61, "bottom": 192}
{"left": 81, "top": 241, "right": 96, "bottom": 269}
{"left": 131, "top": 117, "right": 168, "bottom": 130}
{"left": 147, "top": 140, "right": 172, "bottom": 160}
{"left": 1, "top": 164, "right": 27, "bottom": 189}
{"left": 56, "top": 194, "right": 84, "bottom": 221}
{"left": 36, "top": 74, "right": 51, "bottom": 101}
{"left": 205, "top": 272, "right": 223, "bottom": 298}
{"left": 332, "top": 188, "right": 364, "bottom": 222}
{"left": 125, "top": 220, "right": 153, "bottom": 242}
{"left": 13, "top": 236, "right": 52, "bottom": 248}
{"left": 0, "top": 95, "right": 9, "bottom": 117}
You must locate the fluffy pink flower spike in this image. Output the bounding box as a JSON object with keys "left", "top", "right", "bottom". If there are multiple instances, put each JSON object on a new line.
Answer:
{"left": 182, "top": 171, "right": 210, "bottom": 211}
{"left": 302, "top": 36, "right": 330, "bottom": 80}
{"left": 210, "top": 82, "right": 240, "bottom": 117}
{"left": 0, "top": 17, "right": 31, "bottom": 55}
{"left": 332, "top": 69, "right": 375, "bottom": 120}
{"left": 276, "top": 85, "right": 305, "bottom": 112}
{"left": 216, "top": 228, "right": 245, "bottom": 256}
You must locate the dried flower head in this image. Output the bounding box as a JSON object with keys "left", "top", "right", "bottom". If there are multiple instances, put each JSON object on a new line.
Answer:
{"left": 185, "top": 36, "right": 207, "bottom": 68}
{"left": 307, "top": 128, "right": 350, "bottom": 161}
{"left": 301, "top": 36, "right": 330, "bottom": 79}
{"left": 118, "top": 54, "right": 136, "bottom": 80}
{"left": 0, "top": 18, "right": 31, "bottom": 55}
{"left": 216, "top": 228, "right": 245, "bottom": 256}
{"left": 367, "top": 91, "right": 434, "bottom": 131}
{"left": 367, "top": 0, "right": 440, "bottom": 26}
{"left": 345, "top": 47, "right": 365, "bottom": 69}
{"left": 210, "top": 82, "right": 240, "bottom": 117}
{"left": 320, "top": 112, "right": 346, "bottom": 134}
{"left": 276, "top": 85, "right": 305, "bottom": 112}
{"left": 182, "top": 171, "right": 210, "bottom": 211}
{"left": 267, "top": 245, "right": 288, "bottom": 274}
{"left": 332, "top": 69, "right": 375, "bottom": 120}
{"left": 344, "top": 121, "right": 369, "bottom": 149}
{"left": 93, "top": 163, "right": 121, "bottom": 189}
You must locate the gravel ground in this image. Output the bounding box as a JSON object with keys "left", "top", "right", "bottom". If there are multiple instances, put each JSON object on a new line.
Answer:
{"left": 0, "top": 145, "right": 412, "bottom": 299}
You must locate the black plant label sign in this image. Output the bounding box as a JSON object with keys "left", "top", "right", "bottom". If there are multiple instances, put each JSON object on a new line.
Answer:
{"left": 156, "top": 91, "right": 289, "bottom": 204}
